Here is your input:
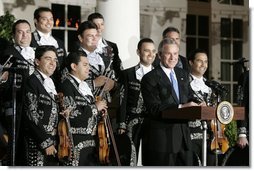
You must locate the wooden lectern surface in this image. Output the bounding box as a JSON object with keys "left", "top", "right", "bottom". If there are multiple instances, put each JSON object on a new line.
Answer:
{"left": 162, "top": 106, "right": 245, "bottom": 120}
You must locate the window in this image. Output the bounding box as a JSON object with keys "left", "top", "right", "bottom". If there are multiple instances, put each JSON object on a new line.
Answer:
{"left": 186, "top": 15, "right": 209, "bottom": 54}
{"left": 188, "top": 0, "right": 210, "bottom": 2}
{"left": 217, "top": 0, "right": 244, "bottom": 5}
{"left": 51, "top": 3, "right": 81, "bottom": 52}
{"left": 220, "top": 17, "right": 243, "bottom": 103}
{"left": 186, "top": 14, "right": 210, "bottom": 78}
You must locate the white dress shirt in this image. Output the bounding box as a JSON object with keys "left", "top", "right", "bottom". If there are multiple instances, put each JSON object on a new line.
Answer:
{"left": 37, "top": 30, "right": 59, "bottom": 48}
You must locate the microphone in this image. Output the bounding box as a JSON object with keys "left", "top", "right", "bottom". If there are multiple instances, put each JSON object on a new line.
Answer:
{"left": 205, "top": 80, "right": 228, "bottom": 94}
{"left": 230, "top": 57, "right": 249, "bottom": 65}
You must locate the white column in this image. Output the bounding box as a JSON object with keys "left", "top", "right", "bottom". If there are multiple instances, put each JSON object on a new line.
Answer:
{"left": 0, "top": 0, "right": 4, "bottom": 16}
{"left": 97, "top": 0, "right": 140, "bottom": 69}
{"left": 250, "top": 4, "right": 254, "bottom": 152}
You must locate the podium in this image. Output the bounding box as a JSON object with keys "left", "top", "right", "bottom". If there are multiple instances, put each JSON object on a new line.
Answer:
{"left": 162, "top": 106, "right": 245, "bottom": 120}
{"left": 162, "top": 106, "right": 245, "bottom": 166}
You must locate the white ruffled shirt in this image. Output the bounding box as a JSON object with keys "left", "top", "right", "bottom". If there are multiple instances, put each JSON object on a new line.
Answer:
{"left": 21, "top": 46, "right": 35, "bottom": 75}
{"left": 190, "top": 75, "right": 210, "bottom": 93}
{"left": 96, "top": 37, "right": 107, "bottom": 54}
{"left": 82, "top": 47, "right": 105, "bottom": 71}
{"left": 135, "top": 63, "right": 153, "bottom": 81}
{"left": 70, "top": 74, "right": 94, "bottom": 97}
{"left": 37, "top": 30, "right": 59, "bottom": 48}
{"left": 38, "top": 70, "right": 57, "bottom": 95}
{"left": 21, "top": 46, "right": 35, "bottom": 61}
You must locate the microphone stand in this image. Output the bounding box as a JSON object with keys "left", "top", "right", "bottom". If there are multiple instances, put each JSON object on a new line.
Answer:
{"left": 213, "top": 87, "right": 227, "bottom": 166}
{"left": 11, "top": 71, "right": 17, "bottom": 166}
{"left": 3, "top": 67, "right": 19, "bottom": 166}
{"left": 201, "top": 120, "right": 207, "bottom": 166}
{"left": 214, "top": 93, "right": 221, "bottom": 166}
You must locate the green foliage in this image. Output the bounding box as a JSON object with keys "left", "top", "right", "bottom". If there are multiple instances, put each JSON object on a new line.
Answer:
{"left": 225, "top": 120, "right": 237, "bottom": 147}
{"left": 0, "top": 11, "right": 15, "bottom": 41}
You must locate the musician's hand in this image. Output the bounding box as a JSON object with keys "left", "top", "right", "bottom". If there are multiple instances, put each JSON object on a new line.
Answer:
{"left": 96, "top": 100, "right": 108, "bottom": 112}
{"left": 104, "top": 79, "right": 115, "bottom": 91}
{"left": 94, "top": 76, "right": 107, "bottom": 88}
{"left": 60, "top": 108, "right": 71, "bottom": 118}
{"left": 118, "top": 128, "right": 126, "bottom": 135}
{"left": 237, "top": 137, "right": 249, "bottom": 149}
{"left": 0, "top": 71, "right": 9, "bottom": 83}
{"left": 45, "top": 145, "right": 57, "bottom": 156}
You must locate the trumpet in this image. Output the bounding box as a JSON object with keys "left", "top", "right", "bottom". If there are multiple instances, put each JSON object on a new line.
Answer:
{"left": 0, "top": 55, "right": 14, "bottom": 84}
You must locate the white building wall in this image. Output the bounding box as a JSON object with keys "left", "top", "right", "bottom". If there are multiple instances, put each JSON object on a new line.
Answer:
{"left": 140, "top": 0, "right": 187, "bottom": 56}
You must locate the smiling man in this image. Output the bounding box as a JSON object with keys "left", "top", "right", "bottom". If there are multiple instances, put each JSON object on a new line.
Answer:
{"left": 117, "top": 38, "right": 156, "bottom": 165}
{"left": 187, "top": 48, "right": 216, "bottom": 166}
{"left": 31, "top": 7, "right": 67, "bottom": 90}
{"left": 23, "top": 45, "right": 59, "bottom": 166}
{"left": 58, "top": 51, "right": 107, "bottom": 166}
{"left": 141, "top": 38, "right": 199, "bottom": 166}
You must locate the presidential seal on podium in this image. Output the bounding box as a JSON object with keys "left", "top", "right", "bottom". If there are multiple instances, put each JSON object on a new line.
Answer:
{"left": 216, "top": 101, "right": 234, "bottom": 124}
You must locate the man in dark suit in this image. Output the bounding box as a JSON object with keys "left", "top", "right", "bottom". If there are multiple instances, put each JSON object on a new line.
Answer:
{"left": 117, "top": 38, "right": 156, "bottom": 165}
{"left": 76, "top": 21, "right": 121, "bottom": 132}
{"left": 0, "top": 19, "right": 35, "bottom": 165}
{"left": 58, "top": 52, "right": 107, "bottom": 166}
{"left": 88, "top": 12, "right": 123, "bottom": 80}
{"left": 87, "top": 12, "right": 123, "bottom": 121}
{"left": 23, "top": 45, "right": 59, "bottom": 166}
{"left": 153, "top": 27, "right": 189, "bottom": 72}
{"left": 30, "top": 7, "right": 67, "bottom": 90}
{"left": 141, "top": 38, "right": 200, "bottom": 166}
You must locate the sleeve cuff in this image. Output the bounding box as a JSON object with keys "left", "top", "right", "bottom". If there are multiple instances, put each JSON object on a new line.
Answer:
{"left": 238, "top": 127, "right": 247, "bottom": 135}
{"left": 238, "top": 134, "right": 247, "bottom": 138}
{"left": 118, "top": 122, "right": 127, "bottom": 129}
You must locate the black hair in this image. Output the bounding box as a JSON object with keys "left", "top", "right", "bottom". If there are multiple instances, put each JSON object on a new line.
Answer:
{"left": 34, "top": 7, "right": 52, "bottom": 20}
{"left": 65, "top": 51, "right": 87, "bottom": 72}
{"left": 77, "top": 20, "right": 98, "bottom": 36}
{"left": 137, "top": 38, "right": 154, "bottom": 50}
{"left": 87, "top": 12, "right": 104, "bottom": 21}
{"left": 35, "top": 45, "right": 57, "bottom": 60}
{"left": 187, "top": 48, "right": 208, "bottom": 62}
{"left": 162, "top": 27, "right": 180, "bottom": 38}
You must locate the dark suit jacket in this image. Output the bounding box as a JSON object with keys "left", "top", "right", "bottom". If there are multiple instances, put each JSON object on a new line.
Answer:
{"left": 30, "top": 31, "right": 67, "bottom": 68}
{"left": 117, "top": 64, "right": 145, "bottom": 128}
{"left": 24, "top": 70, "right": 58, "bottom": 147}
{"left": 1, "top": 45, "right": 32, "bottom": 102}
{"left": 104, "top": 39, "right": 122, "bottom": 80}
{"left": 141, "top": 65, "right": 193, "bottom": 165}
{"left": 23, "top": 70, "right": 59, "bottom": 165}
{"left": 58, "top": 74, "right": 99, "bottom": 165}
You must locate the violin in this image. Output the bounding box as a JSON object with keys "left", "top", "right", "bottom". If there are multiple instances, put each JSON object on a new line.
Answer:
{"left": 210, "top": 119, "right": 229, "bottom": 154}
{"left": 98, "top": 115, "right": 110, "bottom": 164}
{"left": 57, "top": 92, "right": 75, "bottom": 161}
{"left": 96, "top": 94, "right": 121, "bottom": 165}
{"left": 58, "top": 119, "right": 70, "bottom": 160}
